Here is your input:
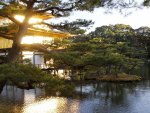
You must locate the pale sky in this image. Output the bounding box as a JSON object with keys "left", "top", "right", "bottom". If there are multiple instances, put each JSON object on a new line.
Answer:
{"left": 51, "top": 1, "right": 150, "bottom": 33}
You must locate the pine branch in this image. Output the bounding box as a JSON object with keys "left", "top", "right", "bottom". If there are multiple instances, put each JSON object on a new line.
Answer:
{"left": 0, "top": 13, "right": 21, "bottom": 25}
{"left": 20, "top": 0, "right": 28, "bottom": 4}
{"left": 35, "top": 0, "right": 44, "bottom": 3}
{"left": 0, "top": 1, "right": 7, "bottom": 6}
{"left": 35, "top": 5, "right": 74, "bottom": 14}
{"left": 34, "top": 0, "right": 84, "bottom": 16}
{"left": 41, "top": 19, "right": 93, "bottom": 34}
{"left": 0, "top": 32, "right": 14, "bottom": 40}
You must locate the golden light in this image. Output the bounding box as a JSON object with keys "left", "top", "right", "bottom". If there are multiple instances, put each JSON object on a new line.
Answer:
{"left": 0, "top": 15, "right": 75, "bottom": 47}
{"left": 23, "top": 98, "right": 63, "bottom": 113}
{"left": 14, "top": 15, "right": 43, "bottom": 24}
{"left": 21, "top": 36, "right": 53, "bottom": 44}
{"left": 22, "top": 97, "right": 80, "bottom": 113}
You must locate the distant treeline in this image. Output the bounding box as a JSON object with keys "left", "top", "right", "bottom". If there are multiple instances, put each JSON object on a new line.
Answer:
{"left": 45, "top": 24, "right": 149, "bottom": 77}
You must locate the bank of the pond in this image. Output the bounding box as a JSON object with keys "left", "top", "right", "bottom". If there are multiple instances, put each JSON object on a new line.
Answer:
{"left": 85, "top": 74, "right": 141, "bottom": 82}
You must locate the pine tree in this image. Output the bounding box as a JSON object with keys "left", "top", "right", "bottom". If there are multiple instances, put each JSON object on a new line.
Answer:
{"left": 0, "top": 0, "right": 146, "bottom": 63}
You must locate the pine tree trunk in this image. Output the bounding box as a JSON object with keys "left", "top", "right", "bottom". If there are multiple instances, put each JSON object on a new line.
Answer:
{"left": 6, "top": 25, "right": 28, "bottom": 63}
{"left": 6, "top": 2, "right": 34, "bottom": 63}
{"left": 147, "top": 46, "right": 150, "bottom": 58}
{"left": 6, "top": 40, "right": 21, "bottom": 63}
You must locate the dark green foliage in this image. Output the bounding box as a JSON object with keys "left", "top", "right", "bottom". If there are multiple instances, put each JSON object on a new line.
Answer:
{"left": 69, "top": 42, "right": 92, "bottom": 52}
{"left": 89, "top": 24, "right": 148, "bottom": 58}
{"left": 0, "top": 63, "right": 49, "bottom": 82}
{"left": 143, "top": 0, "right": 150, "bottom": 6}
{"left": 0, "top": 0, "right": 148, "bottom": 63}
{"left": 45, "top": 78, "right": 75, "bottom": 96}
{"left": 89, "top": 24, "right": 135, "bottom": 43}
{"left": 0, "top": 63, "right": 74, "bottom": 93}
{"left": 45, "top": 24, "right": 147, "bottom": 78}
{"left": 51, "top": 19, "right": 94, "bottom": 35}
{"left": 135, "top": 27, "right": 150, "bottom": 58}
{"left": 0, "top": 1, "right": 26, "bottom": 15}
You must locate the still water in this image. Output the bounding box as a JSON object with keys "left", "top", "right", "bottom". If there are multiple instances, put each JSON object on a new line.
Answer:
{"left": 1, "top": 80, "right": 150, "bottom": 113}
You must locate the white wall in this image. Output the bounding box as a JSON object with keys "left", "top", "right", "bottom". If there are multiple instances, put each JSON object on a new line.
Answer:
{"left": 22, "top": 51, "right": 45, "bottom": 68}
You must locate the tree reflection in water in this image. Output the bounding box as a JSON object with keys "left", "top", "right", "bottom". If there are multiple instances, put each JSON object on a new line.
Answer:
{"left": 1, "top": 77, "right": 150, "bottom": 113}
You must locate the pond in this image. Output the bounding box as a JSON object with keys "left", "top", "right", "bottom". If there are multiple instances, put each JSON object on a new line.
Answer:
{"left": 1, "top": 80, "right": 150, "bottom": 113}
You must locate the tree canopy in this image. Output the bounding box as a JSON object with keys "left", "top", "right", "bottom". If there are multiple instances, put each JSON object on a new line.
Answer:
{"left": 0, "top": 0, "right": 149, "bottom": 63}
{"left": 44, "top": 24, "right": 147, "bottom": 79}
{"left": 0, "top": 0, "right": 99, "bottom": 63}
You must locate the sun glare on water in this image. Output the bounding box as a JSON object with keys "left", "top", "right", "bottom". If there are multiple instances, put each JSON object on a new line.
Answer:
{"left": 23, "top": 98, "right": 58, "bottom": 113}
{"left": 22, "top": 97, "right": 80, "bottom": 113}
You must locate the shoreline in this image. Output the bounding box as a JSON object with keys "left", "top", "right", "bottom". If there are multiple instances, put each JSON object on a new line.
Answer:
{"left": 84, "top": 74, "right": 141, "bottom": 82}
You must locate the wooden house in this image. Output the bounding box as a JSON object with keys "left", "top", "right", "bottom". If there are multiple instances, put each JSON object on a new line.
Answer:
{"left": 0, "top": 13, "right": 73, "bottom": 68}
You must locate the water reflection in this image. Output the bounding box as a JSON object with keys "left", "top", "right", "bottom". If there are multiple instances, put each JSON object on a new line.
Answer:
{"left": 1, "top": 81, "right": 150, "bottom": 113}
{"left": 75, "top": 81, "right": 150, "bottom": 113}
{"left": 23, "top": 97, "right": 80, "bottom": 113}
{"left": 0, "top": 85, "right": 44, "bottom": 103}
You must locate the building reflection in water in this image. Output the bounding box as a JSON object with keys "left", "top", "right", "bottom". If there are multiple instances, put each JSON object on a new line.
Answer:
{"left": 23, "top": 98, "right": 59, "bottom": 113}
{"left": 23, "top": 97, "right": 80, "bottom": 113}
{"left": 0, "top": 85, "right": 80, "bottom": 113}
{"left": 0, "top": 85, "right": 44, "bottom": 103}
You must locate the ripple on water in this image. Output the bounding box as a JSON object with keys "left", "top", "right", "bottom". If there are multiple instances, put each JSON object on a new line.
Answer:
{"left": 1, "top": 81, "right": 150, "bottom": 113}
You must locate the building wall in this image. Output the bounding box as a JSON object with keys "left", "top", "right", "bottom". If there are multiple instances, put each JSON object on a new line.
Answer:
{"left": 22, "top": 51, "right": 45, "bottom": 68}
{"left": 0, "top": 37, "right": 12, "bottom": 49}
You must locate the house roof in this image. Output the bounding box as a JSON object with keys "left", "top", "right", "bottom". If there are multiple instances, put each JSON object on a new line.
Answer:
{"left": 0, "top": 28, "right": 74, "bottom": 49}
{"left": 0, "top": 13, "right": 75, "bottom": 49}
{"left": 27, "top": 28, "right": 74, "bottom": 38}
{"left": 0, "top": 13, "right": 54, "bottom": 20}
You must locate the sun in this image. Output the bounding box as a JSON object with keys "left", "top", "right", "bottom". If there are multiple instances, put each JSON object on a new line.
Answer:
{"left": 14, "top": 15, "right": 53, "bottom": 44}
{"left": 13, "top": 14, "right": 72, "bottom": 44}
{"left": 14, "top": 15, "right": 43, "bottom": 24}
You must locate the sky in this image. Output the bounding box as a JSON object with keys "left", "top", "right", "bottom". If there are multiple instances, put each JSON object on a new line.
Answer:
{"left": 51, "top": 0, "right": 150, "bottom": 33}
{"left": 72, "top": 7, "right": 150, "bottom": 32}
